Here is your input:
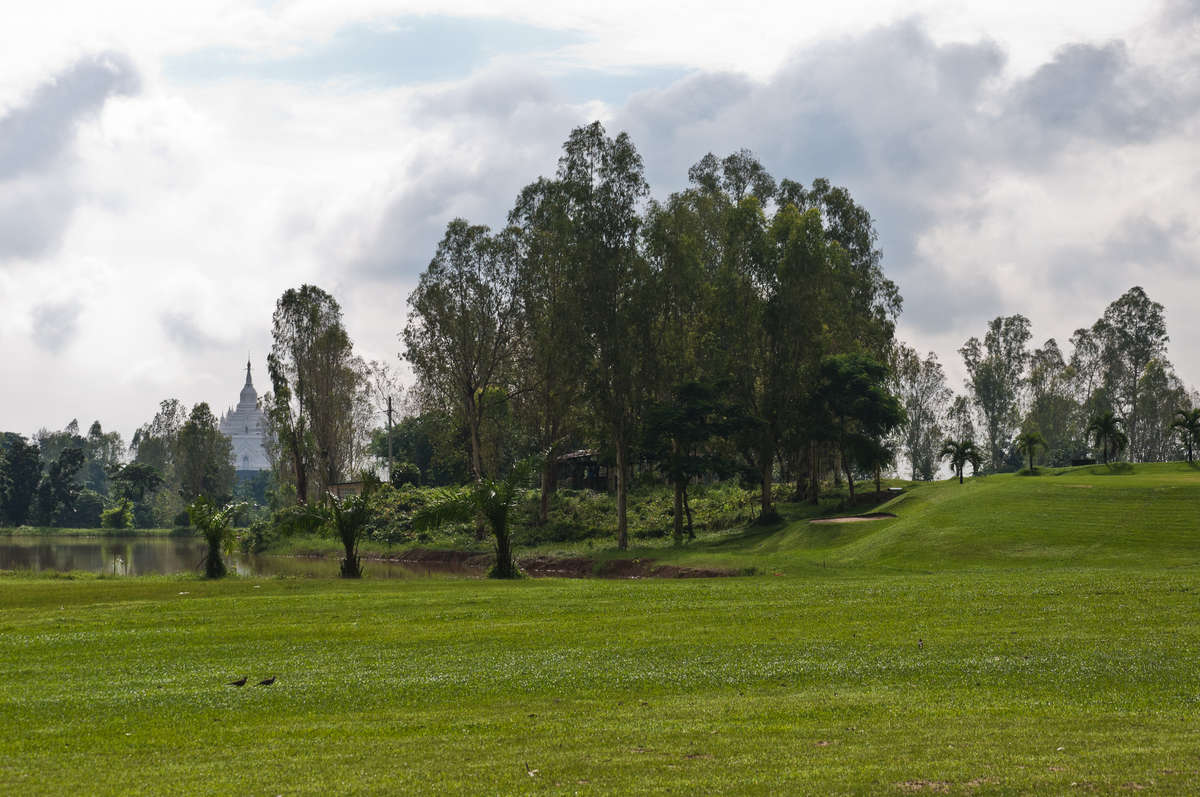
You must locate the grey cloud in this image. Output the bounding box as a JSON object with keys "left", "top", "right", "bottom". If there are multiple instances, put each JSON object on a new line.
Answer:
{"left": 347, "top": 75, "right": 586, "bottom": 279}
{"left": 31, "top": 299, "right": 82, "bottom": 353}
{"left": 0, "top": 52, "right": 140, "bottom": 261}
{"left": 1008, "top": 42, "right": 1176, "bottom": 147}
{"left": 415, "top": 69, "right": 559, "bottom": 119}
{"left": 161, "top": 312, "right": 222, "bottom": 351}
{"left": 0, "top": 52, "right": 139, "bottom": 181}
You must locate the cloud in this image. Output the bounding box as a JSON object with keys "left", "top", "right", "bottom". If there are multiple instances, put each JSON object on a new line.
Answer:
{"left": 30, "top": 299, "right": 82, "bottom": 353}
{"left": 0, "top": 52, "right": 139, "bottom": 180}
{"left": 0, "top": 52, "right": 139, "bottom": 261}
{"left": 160, "top": 311, "right": 223, "bottom": 351}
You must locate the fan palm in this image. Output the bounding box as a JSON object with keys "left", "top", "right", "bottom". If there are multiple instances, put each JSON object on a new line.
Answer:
{"left": 1170, "top": 408, "right": 1200, "bottom": 464}
{"left": 413, "top": 462, "right": 532, "bottom": 579}
{"left": 939, "top": 438, "right": 981, "bottom": 484}
{"left": 1086, "top": 412, "right": 1126, "bottom": 465}
{"left": 326, "top": 494, "right": 371, "bottom": 578}
{"left": 187, "top": 497, "right": 246, "bottom": 579}
{"left": 1015, "top": 430, "right": 1047, "bottom": 472}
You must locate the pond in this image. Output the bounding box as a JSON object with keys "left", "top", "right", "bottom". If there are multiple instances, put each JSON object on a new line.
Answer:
{"left": 0, "top": 535, "right": 473, "bottom": 578}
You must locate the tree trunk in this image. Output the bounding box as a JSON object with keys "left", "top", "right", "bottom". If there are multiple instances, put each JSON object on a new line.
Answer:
{"left": 493, "top": 528, "right": 516, "bottom": 579}
{"left": 616, "top": 439, "right": 628, "bottom": 550}
{"left": 874, "top": 466, "right": 881, "bottom": 496}
{"left": 759, "top": 457, "right": 774, "bottom": 520}
{"left": 958, "top": 465, "right": 964, "bottom": 484}
{"left": 809, "top": 441, "right": 819, "bottom": 505}
{"left": 539, "top": 459, "right": 553, "bottom": 525}
{"left": 683, "top": 486, "right": 694, "bottom": 541}
{"left": 291, "top": 432, "right": 307, "bottom": 505}
{"left": 468, "top": 413, "right": 483, "bottom": 481}
{"left": 843, "top": 455, "right": 855, "bottom": 503}
{"left": 672, "top": 478, "right": 684, "bottom": 545}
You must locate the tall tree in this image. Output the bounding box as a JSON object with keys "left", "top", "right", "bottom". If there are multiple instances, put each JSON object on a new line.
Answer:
{"left": 814, "top": 354, "right": 905, "bottom": 503}
{"left": 893, "top": 345, "right": 951, "bottom": 480}
{"left": 267, "top": 285, "right": 367, "bottom": 503}
{"left": 555, "top": 121, "right": 651, "bottom": 550}
{"left": 404, "top": 220, "right": 519, "bottom": 483}
{"left": 960, "top": 315, "right": 1032, "bottom": 472}
{"left": 1093, "top": 287, "right": 1168, "bottom": 461}
{"left": 1025, "top": 339, "right": 1079, "bottom": 465}
{"left": 34, "top": 447, "right": 85, "bottom": 525}
{"left": 0, "top": 433, "right": 42, "bottom": 526}
{"left": 508, "top": 178, "right": 588, "bottom": 520}
{"left": 176, "top": 403, "right": 235, "bottom": 503}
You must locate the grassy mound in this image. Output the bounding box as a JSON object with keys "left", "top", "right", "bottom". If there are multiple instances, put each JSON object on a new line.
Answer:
{"left": 633, "top": 462, "right": 1200, "bottom": 574}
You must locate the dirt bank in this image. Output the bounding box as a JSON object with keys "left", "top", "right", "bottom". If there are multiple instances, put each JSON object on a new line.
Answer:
{"left": 372, "top": 548, "right": 738, "bottom": 579}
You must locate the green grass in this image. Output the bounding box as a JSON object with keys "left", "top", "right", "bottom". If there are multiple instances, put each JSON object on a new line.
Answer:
{"left": 4, "top": 462, "right": 1200, "bottom": 793}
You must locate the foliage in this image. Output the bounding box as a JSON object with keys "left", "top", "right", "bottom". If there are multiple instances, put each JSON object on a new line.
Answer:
{"left": 266, "top": 284, "right": 370, "bottom": 505}
{"left": 1087, "top": 411, "right": 1127, "bottom": 465}
{"left": 892, "top": 346, "right": 950, "bottom": 480}
{"left": 403, "top": 219, "right": 519, "bottom": 481}
{"left": 100, "top": 498, "right": 134, "bottom": 529}
{"left": 1170, "top": 408, "right": 1200, "bottom": 464}
{"left": 176, "top": 403, "right": 235, "bottom": 503}
{"left": 1015, "top": 429, "right": 1047, "bottom": 472}
{"left": 186, "top": 497, "right": 245, "bottom": 578}
{"left": 0, "top": 433, "right": 41, "bottom": 526}
{"left": 323, "top": 492, "right": 373, "bottom": 578}
{"left": 939, "top": 438, "right": 982, "bottom": 484}
{"left": 960, "top": 315, "right": 1031, "bottom": 472}
{"left": 412, "top": 463, "right": 534, "bottom": 578}
{"left": 814, "top": 354, "right": 906, "bottom": 501}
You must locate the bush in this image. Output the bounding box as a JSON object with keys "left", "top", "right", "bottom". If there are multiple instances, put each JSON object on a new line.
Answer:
{"left": 100, "top": 499, "right": 134, "bottom": 529}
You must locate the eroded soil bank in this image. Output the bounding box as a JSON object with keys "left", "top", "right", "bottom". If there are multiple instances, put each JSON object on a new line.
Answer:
{"left": 369, "top": 547, "right": 739, "bottom": 579}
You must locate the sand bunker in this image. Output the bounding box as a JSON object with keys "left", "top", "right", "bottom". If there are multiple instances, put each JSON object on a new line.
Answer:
{"left": 810, "top": 512, "right": 897, "bottom": 524}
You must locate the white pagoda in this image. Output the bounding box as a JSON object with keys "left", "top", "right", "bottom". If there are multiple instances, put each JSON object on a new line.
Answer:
{"left": 219, "top": 361, "right": 271, "bottom": 473}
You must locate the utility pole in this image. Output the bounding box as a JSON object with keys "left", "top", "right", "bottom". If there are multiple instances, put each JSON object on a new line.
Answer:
{"left": 386, "top": 395, "right": 394, "bottom": 484}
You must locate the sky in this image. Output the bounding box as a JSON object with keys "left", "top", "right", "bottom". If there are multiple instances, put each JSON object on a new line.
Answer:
{"left": 1, "top": 0, "right": 1198, "bottom": 445}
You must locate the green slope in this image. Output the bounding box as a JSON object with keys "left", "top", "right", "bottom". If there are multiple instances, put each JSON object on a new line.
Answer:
{"left": 651, "top": 462, "right": 1200, "bottom": 574}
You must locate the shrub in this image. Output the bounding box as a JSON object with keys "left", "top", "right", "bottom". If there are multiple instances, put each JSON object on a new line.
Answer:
{"left": 100, "top": 499, "right": 134, "bottom": 529}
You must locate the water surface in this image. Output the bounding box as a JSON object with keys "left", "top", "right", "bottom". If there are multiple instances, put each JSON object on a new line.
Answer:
{"left": 0, "top": 535, "right": 462, "bottom": 578}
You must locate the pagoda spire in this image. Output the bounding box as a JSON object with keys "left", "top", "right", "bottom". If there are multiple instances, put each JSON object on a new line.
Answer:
{"left": 245, "top": 357, "right": 253, "bottom": 388}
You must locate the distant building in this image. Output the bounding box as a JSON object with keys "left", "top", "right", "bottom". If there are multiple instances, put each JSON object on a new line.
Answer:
{"left": 219, "top": 361, "right": 271, "bottom": 474}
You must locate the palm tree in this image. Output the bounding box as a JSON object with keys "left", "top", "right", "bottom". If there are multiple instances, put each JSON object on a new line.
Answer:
{"left": 1086, "top": 412, "right": 1126, "bottom": 465}
{"left": 939, "top": 438, "right": 982, "bottom": 484}
{"left": 1015, "top": 430, "right": 1047, "bottom": 472}
{"left": 186, "top": 497, "right": 245, "bottom": 579}
{"left": 413, "top": 463, "right": 532, "bottom": 579}
{"left": 1170, "top": 408, "right": 1200, "bottom": 464}
{"left": 326, "top": 494, "right": 371, "bottom": 578}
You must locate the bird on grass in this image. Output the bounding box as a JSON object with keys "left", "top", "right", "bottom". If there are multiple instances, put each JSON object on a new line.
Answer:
{"left": 257, "top": 676, "right": 276, "bottom": 686}
{"left": 227, "top": 677, "right": 247, "bottom": 687}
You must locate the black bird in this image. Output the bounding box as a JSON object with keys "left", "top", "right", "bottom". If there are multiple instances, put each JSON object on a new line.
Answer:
{"left": 228, "top": 677, "right": 247, "bottom": 687}
{"left": 256, "top": 676, "right": 276, "bottom": 686}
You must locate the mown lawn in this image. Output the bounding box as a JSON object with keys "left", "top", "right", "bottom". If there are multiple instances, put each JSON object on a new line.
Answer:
{"left": 3, "top": 568, "right": 1200, "bottom": 794}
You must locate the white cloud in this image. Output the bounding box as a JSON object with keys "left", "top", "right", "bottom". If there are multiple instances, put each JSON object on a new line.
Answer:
{"left": 1, "top": 1, "right": 1198, "bottom": 444}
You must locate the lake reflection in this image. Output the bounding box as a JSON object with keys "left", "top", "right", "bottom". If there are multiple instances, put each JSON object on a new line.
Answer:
{"left": 0, "top": 536, "right": 464, "bottom": 579}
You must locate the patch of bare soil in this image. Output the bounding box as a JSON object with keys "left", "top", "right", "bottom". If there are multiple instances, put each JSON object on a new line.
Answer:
{"left": 810, "top": 512, "right": 898, "bottom": 525}
{"left": 374, "top": 548, "right": 738, "bottom": 579}
{"left": 518, "top": 554, "right": 737, "bottom": 579}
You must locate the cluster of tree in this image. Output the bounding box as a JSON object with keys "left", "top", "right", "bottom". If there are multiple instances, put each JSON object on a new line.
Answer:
{"left": 892, "top": 286, "right": 1197, "bottom": 476}
{"left": 401, "top": 122, "right": 906, "bottom": 549}
{"left": 0, "top": 421, "right": 128, "bottom": 527}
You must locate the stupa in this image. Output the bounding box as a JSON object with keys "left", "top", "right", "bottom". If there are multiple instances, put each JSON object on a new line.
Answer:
{"left": 219, "top": 361, "right": 271, "bottom": 473}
